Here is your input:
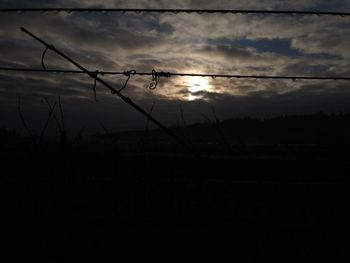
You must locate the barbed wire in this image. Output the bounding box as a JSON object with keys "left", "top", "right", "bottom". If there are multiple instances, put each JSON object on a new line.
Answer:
{"left": 1, "top": 67, "right": 350, "bottom": 81}
{"left": 0, "top": 8, "right": 349, "bottom": 17}
{"left": 18, "top": 26, "right": 203, "bottom": 160}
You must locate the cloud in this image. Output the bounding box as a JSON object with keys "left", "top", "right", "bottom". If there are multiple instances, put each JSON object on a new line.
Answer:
{"left": 0, "top": 0, "right": 349, "bottom": 133}
{"left": 291, "top": 28, "right": 350, "bottom": 58}
{"left": 194, "top": 44, "right": 289, "bottom": 67}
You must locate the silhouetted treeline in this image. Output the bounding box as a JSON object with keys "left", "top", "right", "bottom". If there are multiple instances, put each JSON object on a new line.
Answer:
{"left": 94, "top": 112, "right": 350, "bottom": 146}
{"left": 1, "top": 113, "right": 350, "bottom": 256}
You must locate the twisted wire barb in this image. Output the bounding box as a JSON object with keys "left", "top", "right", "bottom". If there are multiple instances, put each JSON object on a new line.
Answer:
{"left": 119, "top": 69, "right": 136, "bottom": 92}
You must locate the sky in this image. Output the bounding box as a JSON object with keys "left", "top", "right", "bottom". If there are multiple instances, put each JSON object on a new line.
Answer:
{"left": 0, "top": 0, "right": 350, "bottom": 135}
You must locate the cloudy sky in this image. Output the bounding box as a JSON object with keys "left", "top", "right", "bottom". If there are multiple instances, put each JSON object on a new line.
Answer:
{"left": 0, "top": 0, "right": 349, "bottom": 135}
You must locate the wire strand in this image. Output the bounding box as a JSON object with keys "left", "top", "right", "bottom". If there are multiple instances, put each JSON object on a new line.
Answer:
{"left": 0, "top": 8, "right": 349, "bottom": 17}
{"left": 19, "top": 26, "right": 203, "bottom": 161}
{"left": 1, "top": 67, "right": 350, "bottom": 81}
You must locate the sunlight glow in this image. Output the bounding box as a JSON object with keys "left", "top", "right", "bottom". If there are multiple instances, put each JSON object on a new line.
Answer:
{"left": 187, "top": 76, "right": 210, "bottom": 93}
{"left": 183, "top": 76, "right": 212, "bottom": 101}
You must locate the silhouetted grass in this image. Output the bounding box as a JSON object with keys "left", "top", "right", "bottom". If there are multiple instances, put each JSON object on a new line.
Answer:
{"left": 1, "top": 114, "right": 350, "bottom": 258}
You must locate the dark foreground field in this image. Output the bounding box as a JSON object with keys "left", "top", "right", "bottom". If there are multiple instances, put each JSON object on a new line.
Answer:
{"left": 1, "top": 115, "right": 350, "bottom": 259}
{"left": 1, "top": 144, "right": 349, "bottom": 259}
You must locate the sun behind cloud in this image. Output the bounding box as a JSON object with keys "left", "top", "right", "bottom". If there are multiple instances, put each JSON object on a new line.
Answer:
{"left": 183, "top": 76, "right": 211, "bottom": 101}
{"left": 187, "top": 76, "right": 210, "bottom": 93}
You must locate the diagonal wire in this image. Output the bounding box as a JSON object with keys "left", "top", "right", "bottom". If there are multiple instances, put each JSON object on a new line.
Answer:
{"left": 20, "top": 26, "right": 201, "bottom": 160}
{"left": 0, "top": 8, "right": 349, "bottom": 17}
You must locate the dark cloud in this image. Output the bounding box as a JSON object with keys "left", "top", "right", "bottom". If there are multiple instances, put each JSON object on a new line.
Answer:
{"left": 196, "top": 45, "right": 287, "bottom": 66}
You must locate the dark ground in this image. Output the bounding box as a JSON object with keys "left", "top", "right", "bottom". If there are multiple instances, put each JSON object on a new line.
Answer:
{"left": 1, "top": 115, "right": 350, "bottom": 259}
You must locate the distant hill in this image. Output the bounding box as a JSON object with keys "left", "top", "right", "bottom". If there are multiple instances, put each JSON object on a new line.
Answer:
{"left": 93, "top": 112, "right": 350, "bottom": 147}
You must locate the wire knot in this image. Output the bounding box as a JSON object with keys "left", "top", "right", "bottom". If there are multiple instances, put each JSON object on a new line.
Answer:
{"left": 149, "top": 70, "right": 171, "bottom": 90}
{"left": 149, "top": 69, "right": 171, "bottom": 90}
{"left": 123, "top": 70, "right": 136, "bottom": 77}
{"left": 47, "top": 44, "right": 55, "bottom": 50}
{"left": 119, "top": 69, "right": 136, "bottom": 93}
